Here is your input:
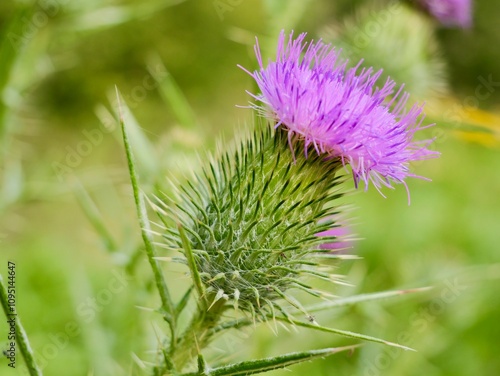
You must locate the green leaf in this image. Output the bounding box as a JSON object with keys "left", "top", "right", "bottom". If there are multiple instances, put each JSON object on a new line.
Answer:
{"left": 112, "top": 91, "right": 158, "bottom": 179}
{"left": 0, "top": 273, "right": 42, "bottom": 375}
{"left": 197, "top": 354, "right": 209, "bottom": 375}
{"left": 176, "top": 286, "right": 194, "bottom": 317}
{"left": 178, "top": 223, "right": 207, "bottom": 310}
{"left": 212, "top": 316, "right": 412, "bottom": 352}
{"left": 181, "top": 345, "right": 359, "bottom": 376}
{"left": 303, "top": 287, "right": 433, "bottom": 313}
{"left": 212, "top": 287, "right": 431, "bottom": 334}
{"left": 117, "top": 88, "right": 176, "bottom": 325}
{"left": 274, "top": 316, "right": 414, "bottom": 352}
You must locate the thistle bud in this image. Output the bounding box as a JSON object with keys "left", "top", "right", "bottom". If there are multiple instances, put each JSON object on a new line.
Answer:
{"left": 160, "top": 126, "right": 343, "bottom": 318}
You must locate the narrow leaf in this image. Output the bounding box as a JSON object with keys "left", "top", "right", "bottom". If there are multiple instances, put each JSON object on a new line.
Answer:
{"left": 178, "top": 223, "right": 207, "bottom": 309}
{"left": 181, "top": 345, "right": 358, "bottom": 376}
{"left": 274, "top": 317, "right": 414, "bottom": 352}
{"left": 176, "top": 286, "right": 194, "bottom": 317}
{"left": 117, "top": 88, "right": 175, "bottom": 319}
{"left": 0, "top": 273, "right": 42, "bottom": 375}
{"left": 112, "top": 91, "right": 158, "bottom": 178}
{"left": 212, "top": 288, "right": 431, "bottom": 334}
{"left": 303, "top": 287, "right": 433, "bottom": 314}
{"left": 197, "top": 354, "right": 209, "bottom": 375}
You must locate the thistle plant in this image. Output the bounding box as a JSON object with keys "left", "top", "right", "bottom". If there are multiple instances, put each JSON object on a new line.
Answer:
{"left": 154, "top": 126, "right": 345, "bottom": 370}
{"left": 119, "top": 30, "right": 438, "bottom": 375}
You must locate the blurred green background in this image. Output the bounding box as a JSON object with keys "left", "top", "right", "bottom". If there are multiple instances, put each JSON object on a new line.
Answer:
{"left": 1, "top": 0, "right": 500, "bottom": 375}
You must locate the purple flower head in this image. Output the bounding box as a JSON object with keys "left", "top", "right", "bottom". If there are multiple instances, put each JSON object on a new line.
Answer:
{"left": 418, "top": 0, "right": 472, "bottom": 28}
{"left": 240, "top": 31, "right": 439, "bottom": 201}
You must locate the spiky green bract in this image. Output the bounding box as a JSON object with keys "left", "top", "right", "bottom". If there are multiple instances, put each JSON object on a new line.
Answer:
{"left": 159, "top": 125, "right": 344, "bottom": 319}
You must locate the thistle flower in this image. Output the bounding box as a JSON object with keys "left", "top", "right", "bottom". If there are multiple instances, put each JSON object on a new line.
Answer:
{"left": 417, "top": 0, "right": 472, "bottom": 28}
{"left": 241, "top": 31, "right": 438, "bottom": 199}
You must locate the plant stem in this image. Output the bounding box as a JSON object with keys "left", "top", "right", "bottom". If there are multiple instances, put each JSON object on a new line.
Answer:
{"left": 118, "top": 92, "right": 176, "bottom": 327}
{"left": 171, "top": 297, "right": 227, "bottom": 371}
{"left": 0, "top": 273, "right": 42, "bottom": 376}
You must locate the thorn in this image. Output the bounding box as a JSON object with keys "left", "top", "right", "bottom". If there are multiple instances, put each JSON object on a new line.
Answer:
{"left": 207, "top": 272, "right": 226, "bottom": 283}
{"left": 232, "top": 270, "right": 240, "bottom": 280}
{"left": 265, "top": 318, "right": 279, "bottom": 336}
{"left": 208, "top": 289, "right": 226, "bottom": 310}
{"left": 115, "top": 86, "right": 124, "bottom": 122}
{"left": 265, "top": 299, "right": 278, "bottom": 332}
{"left": 399, "top": 286, "right": 434, "bottom": 294}
{"left": 252, "top": 286, "right": 261, "bottom": 308}
{"left": 134, "top": 305, "right": 156, "bottom": 312}
{"left": 130, "top": 352, "right": 147, "bottom": 369}
{"left": 277, "top": 320, "right": 291, "bottom": 332}
{"left": 248, "top": 304, "right": 257, "bottom": 328}
{"left": 153, "top": 256, "right": 175, "bottom": 262}
{"left": 233, "top": 289, "right": 240, "bottom": 312}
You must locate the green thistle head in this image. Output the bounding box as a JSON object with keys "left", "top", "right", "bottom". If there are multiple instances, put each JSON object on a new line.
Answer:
{"left": 157, "top": 125, "right": 344, "bottom": 318}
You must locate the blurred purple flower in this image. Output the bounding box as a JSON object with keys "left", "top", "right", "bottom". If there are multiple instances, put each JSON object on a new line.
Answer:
{"left": 317, "top": 226, "right": 356, "bottom": 252}
{"left": 241, "top": 31, "right": 438, "bottom": 200}
{"left": 418, "top": 0, "right": 472, "bottom": 28}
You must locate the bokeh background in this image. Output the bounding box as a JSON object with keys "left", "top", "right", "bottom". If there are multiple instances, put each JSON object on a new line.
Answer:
{"left": 1, "top": 0, "right": 500, "bottom": 375}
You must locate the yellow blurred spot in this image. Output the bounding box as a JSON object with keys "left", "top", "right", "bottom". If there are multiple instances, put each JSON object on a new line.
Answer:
{"left": 461, "top": 107, "right": 500, "bottom": 132}
{"left": 427, "top": 97, "right": 500, "bottom": 148}
{"left": 454, "top": 131, "right": 500, "bottom": 148}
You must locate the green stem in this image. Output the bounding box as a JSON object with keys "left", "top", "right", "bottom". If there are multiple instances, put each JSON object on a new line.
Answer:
{"left": 118, "top": 93, "right": 176, "bottom": 325}
{"left": 171, "top": 297, "right": 227, "bottom": 371}
{"left": 0, "top": 273, "right": 42, "bottom": 376}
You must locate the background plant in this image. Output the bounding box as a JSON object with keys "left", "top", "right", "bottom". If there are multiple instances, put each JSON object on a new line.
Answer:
{"left": 0, "top": 0, "right": 499, "bottom": 375}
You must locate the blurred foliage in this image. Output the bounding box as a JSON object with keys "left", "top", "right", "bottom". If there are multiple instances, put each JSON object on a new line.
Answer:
{"left": 321, "top": 2, "right": 448, "bottom": 101}
{"left": 0, "top": 0, "right": 499, "bottom": 375}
